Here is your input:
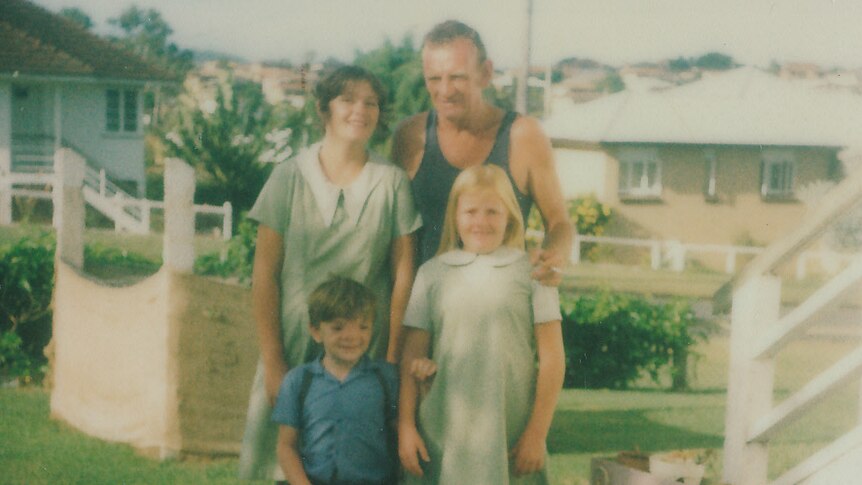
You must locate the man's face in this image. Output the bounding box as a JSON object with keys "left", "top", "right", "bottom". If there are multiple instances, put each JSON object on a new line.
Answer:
{"left": 422, "top": 38, "right": 491, "bottom": 122}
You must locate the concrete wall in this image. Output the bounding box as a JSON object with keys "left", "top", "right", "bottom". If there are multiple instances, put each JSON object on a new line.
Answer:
{"left": 596, "top": 144, "right": 840, "bottom": 246}
{"left": 50, "top": 266, "right": 257, "bottom": 457}
{"left": 51, "top": 265, "right": 177, "bottom": 454}
{"left": 49, "top": 155, "right": 256, "bottom": 458}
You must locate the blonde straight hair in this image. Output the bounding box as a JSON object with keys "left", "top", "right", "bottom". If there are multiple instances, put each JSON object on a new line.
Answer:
{"left": 437, "top": 165, "right": 526, "bottom": 255}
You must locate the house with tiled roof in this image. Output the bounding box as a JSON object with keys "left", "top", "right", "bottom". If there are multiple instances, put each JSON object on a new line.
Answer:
{"left": 0, "top": 0, "right": 179, "bottom": 225}
{"left": 543, "top": 66, "right": 862, "bottom": 248}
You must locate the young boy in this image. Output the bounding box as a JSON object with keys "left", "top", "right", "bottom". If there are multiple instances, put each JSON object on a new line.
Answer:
{"left": 272, "top": 276, "right": 399, "bottom": 485}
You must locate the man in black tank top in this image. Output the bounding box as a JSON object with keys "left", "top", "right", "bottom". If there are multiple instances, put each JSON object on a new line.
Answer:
{"left": 391, "top": 20, "right": 572, "bottom": 278}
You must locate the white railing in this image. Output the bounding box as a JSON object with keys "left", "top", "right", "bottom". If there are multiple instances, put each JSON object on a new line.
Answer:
{"left": 2, "top": 143, "right": 234, "bottom": 240}
{"left": 83, "top": 166, "right": 144, "bottom": 221}
{"left": 11, "top": 135, "right": 54, "bottom": 173}
{"left": 664, "top": 240, "right": 765, "bottom": 274}
{"left": 122, "top": 199, "right": 234, "bottom": 240}
{"left": 529, "top": 229, "right": 851, "bottom": 279}
{"left": 719, "top": 168, "right": 862, "bottom": 485}
{"left": 573, "top": 234, "right": 664, "bottom": 270}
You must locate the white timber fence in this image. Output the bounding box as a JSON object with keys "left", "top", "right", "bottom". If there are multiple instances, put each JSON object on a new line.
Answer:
{"left": 1, "top": 146, "right": 233, "bottom": 240}
{"left": 530, "top": 230, "right": 854, "bottom": 279}
{"left": 717, "top": 167, "right": 862, "bottom": 485}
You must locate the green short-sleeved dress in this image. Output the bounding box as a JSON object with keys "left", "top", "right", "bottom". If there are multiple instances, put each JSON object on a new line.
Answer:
{"left": 238, "top": 143, "right": 421, "bottom": 480}
{"left": 403, "top": 247, "right": 561, "bottom": 485}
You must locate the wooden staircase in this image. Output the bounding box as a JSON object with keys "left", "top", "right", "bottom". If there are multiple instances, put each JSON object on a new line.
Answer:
{"left": 719, "top": 167, "right": 862, "bottom": 484}
{"left": 9, "top": 137, "right": 148, "bottom": 233}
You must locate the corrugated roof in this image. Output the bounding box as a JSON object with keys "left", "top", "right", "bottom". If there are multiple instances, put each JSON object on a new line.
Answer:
{"left": 0, "top": 0, "right": 179, "bottom": 82}
{"left": 544, "top": 67, "right": 862, "bottom": 148}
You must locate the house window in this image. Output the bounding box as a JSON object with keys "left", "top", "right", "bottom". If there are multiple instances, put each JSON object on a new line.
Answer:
{"left": 761, "top": 151, "right": 795, "bottom": 198}
{"left": 106, "top": 88, "right": 138, "bottom": 133}
{"left": 618, "top": 148, "right": 662, "bottom": 198}
{"left": 704, "top": 149, "right": 718, "bottom": 200}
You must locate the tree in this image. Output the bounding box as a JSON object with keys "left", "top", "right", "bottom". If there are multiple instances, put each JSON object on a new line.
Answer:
{"left": 354, "top": 36, "right": 431, "bottom": 147}
{"left": 596, "top": 72, "right": 625, "bottom": 93}
{"left": 108, "top": 6, "right": 193, "bottom": 76}
{"left": 669, "top": 56, "right": 692, "bottom": 72}
{"left": 694, "top": 52, "right": 735, "bottom": 71}
{"left": 163, "top": 80, "right": 274, "bottom": 214}
{"left": 162, "top": 78, "right": 317, "bottom": 216}
{"left": 59, "top": 7, "right": 93, "bottom": 30}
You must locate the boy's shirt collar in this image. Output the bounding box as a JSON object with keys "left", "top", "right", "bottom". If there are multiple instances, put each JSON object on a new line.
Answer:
{"left": 296, "top": 142, "right": 386, "bottom": 227}
{"left": 310, "top": 354, "right": 374, "bottom": 383}
{"left": 438, "top": 246, "right": 524, "bottom": 268}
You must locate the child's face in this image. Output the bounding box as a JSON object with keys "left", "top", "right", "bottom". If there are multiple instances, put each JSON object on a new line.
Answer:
{"left": 310, "top": 316, "right": 372, "bottom": 369}
{"left": 455, "top": 187, "right": 509, "bottom": 254}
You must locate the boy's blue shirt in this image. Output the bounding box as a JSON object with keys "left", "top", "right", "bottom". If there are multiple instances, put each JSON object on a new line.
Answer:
{"left": 272, "top": 355, "right": 398, "bottom": 484}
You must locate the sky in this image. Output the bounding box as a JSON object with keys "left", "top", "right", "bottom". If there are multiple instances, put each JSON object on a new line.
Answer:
{"left": 31, "top": 0, "right": 862, "bottom": 69}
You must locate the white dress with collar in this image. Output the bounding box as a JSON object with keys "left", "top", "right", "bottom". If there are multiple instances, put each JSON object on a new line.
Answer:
{"left": 403, "top": 247, "right": 561, "bottom": 485}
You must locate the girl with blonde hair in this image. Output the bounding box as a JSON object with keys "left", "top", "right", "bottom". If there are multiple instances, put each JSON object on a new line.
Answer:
{"left": 398, "top": 164, "right": 566, "bottom": 484}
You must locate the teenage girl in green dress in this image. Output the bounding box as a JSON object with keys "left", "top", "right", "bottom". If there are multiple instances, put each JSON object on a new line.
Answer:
{"left": 239, "top": 65, "right": 421, "bottom": 482}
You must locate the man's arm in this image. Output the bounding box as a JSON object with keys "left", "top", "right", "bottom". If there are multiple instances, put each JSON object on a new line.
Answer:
{"left": 511, "top": 116, "right": 573, "bottom": 286}
{"left": 390, "top": 113, "right": 428, "bottom": 179}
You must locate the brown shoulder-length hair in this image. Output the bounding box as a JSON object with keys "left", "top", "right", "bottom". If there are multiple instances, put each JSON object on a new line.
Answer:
{"left": 437, "top": 165, "right": 525, "bottom": 255}
{"left": 314, "top": 64, "right": 390, "bottom": 135}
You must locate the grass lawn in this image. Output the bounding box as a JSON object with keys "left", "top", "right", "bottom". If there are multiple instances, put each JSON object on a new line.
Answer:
{"left": 0, "top": 388, "right": 265, "bottom": 485}
{"left": 2, "top": 334, "right": 858, "bottom": 485}
{"left": 2, "top": 224, "right": 858, "bottom": 483}
{"left": 0, "top": 223, "right": 227, "bottom": 263}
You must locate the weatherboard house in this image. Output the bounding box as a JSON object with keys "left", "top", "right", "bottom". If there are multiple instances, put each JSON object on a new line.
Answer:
{"left": 544, "top": 67, "right": 862, "bottom": 247}
{"left": 0, "top": 0, "right": 177, "bottom": 225}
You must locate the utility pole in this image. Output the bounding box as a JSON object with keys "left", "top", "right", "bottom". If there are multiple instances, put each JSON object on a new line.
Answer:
{"left": 516, "top": 0, "right": 533, "bottom": 114}
{"left": 544, "top": 63, "right": 552, "bottom": 118}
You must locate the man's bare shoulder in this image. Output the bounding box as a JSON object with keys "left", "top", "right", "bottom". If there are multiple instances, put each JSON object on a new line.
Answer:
{"left": 391, "top": 112, "right": 429, "bottom": 174}
{"left": 510, "top": 114, "right": 551, "bottom": 145}
{"left": 509, "top": 114, "right": 553, "bottom": 169}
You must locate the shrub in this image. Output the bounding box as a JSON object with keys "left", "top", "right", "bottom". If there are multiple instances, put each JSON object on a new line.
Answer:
{"left": 0, "top": 232, "right": 55, "bottom": 382}
{"left": 84, "top": 243, "right": 161, "bottom": 279}
{"left": 0, "top": 232, "right": 167, "bottom": 382}
{"left": 560, "top": 290, "right": 705, "bottom": 390}
{"left": 194, "top": 215, "right": 257, "bottom": 285}
{"left": 0, "top": 331, "right": 33, "bottom": 383}
{"left": 527, "top": 196, "right": 611, "bottom": 259}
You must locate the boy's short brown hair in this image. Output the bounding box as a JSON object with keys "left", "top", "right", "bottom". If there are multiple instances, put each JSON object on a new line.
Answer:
{"left": 307, "top": 276, "right": 376, "bottom": 328}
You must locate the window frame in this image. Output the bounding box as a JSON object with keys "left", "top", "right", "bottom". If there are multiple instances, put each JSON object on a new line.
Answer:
{"left": 760, "top": 149, "right": 796, "bottom": 200}
{"left": 105, "top": 88, "right": 140, "bottom": 134}
{"left": 704, "top": 148, "right": 718, "bottom": 201}
{"left": 617, "top": 147, "right": 663, "bottom": 200}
